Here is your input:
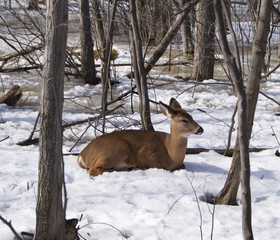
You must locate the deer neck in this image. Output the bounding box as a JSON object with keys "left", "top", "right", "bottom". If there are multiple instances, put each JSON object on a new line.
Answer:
{"left": 166, "top": 130, "right": 188, "bottom": 166}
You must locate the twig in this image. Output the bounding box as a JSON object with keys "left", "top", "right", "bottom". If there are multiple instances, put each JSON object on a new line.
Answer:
{"left": 79, "top": 222, "right": 129, "bottom": 239}
{"left": 0, "top": 136, "right": 9, "bottom": 143}
{"left": 259, "top": 91, "right": 280, "bottom": 107}
{"left": 167, "top": 194, "right": 189, "bottom": 215}
{"left": 68, "top": 123, "right": 91, "bottom": 152}
{"left": 63, "top": 104, "right": 124, "bottom": 129}
{"left": 201, "top": 176, "right": 216, "bottom": 240}
{"left": 0, "top": 215, "right": 22, "bottom": 240}
{"left": 17, "top": 104, "right": 124, "bottom": 146}
{"left": 197, "top": 108, "right": 232, "bottom": 128}
{"left": 224, "top": 103, "right": 237, "bottom": 156}
{"left": 271, "top": 126, "right": 280, "bottom": 146}
{"left": 95, "top": 86, "right": 136, "bottom": 111}
{"left": 27, "top": 112, "right": 40, "bottom": 141}
{"left": 261, "top": 63, "right": 280, "bottom": 79}
{"left": 185, "top": 172, "right": 204, "bottom": 240}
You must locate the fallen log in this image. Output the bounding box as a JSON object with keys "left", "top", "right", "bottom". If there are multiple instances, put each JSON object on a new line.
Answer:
{"left": 0, "top": 43, "right": 44, "bottom": 63}
{"left": 186, "top": 147, "right": 271, "bottom": 157}
{"left": 0, "top": 85, "right": 22, "bottom": 106}
{"left": 0, "top": 65, "right": 42, "bottom": 73}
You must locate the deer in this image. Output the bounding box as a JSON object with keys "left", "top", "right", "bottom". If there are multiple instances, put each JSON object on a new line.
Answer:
{"left": 77, "top": 98, "right": 203, "bottom": 176}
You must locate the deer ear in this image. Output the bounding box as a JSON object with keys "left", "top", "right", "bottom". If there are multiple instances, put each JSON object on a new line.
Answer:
{"left": 159, "top": 101, "right": 176, "bottom": 118}
{"left": 169, "top": 98, "right": 182, "bottom": 110}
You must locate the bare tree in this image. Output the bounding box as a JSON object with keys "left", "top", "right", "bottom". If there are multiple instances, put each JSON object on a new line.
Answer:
{"left": 91, "top": 0, "right": 106, "bottom": 61}
{"left": 28, "top": 0, "right": 40, "bottom": 10}
{"left": 215, "top": 0, "right": 273, "bottom": 207}
{"left": 129, "top": 0, "right": 154, "bottom": 130}
{"left": 153, "top": 0, "right": 170, "bottom": 44}
{"left": 79, "top": 0, "right": 98, "bottom": 85}
{"left": 214, "top": 0, "right": 254, "bottom": 238}
{"left": 179, "top": 0, "right": 194, "bottom": 57}
{"left": 101, "top": 0, "right": 117, "bottom": 133}
{"left": 191, "top": 0, "right": 215, "bottom": 81}
{"left": 144, "top": 0, "right": 198, "bottom": 75}
{"left": 34, "top": 0, "right": 68, "bottom": 239}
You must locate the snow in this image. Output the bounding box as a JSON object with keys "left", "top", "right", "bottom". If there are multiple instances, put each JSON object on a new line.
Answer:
{"left": 1, "top": 4, "right": 280, "bottom": 239}
{"left": 1, "top": 63, "right": 280, "bottom": 239}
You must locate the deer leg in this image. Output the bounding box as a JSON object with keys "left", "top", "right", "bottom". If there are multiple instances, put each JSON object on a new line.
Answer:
{"left": 88, "top": 165, "right": 134, "bottom": 176}
{"left": 88, "top": 166, "right": 107, "bottom": 176}
{"left": 88, "top": 155, "right": 131, "bottom": 177}
{"left": 179, "top": 163, "right": 186, "bottom": 169}
{"left": 87, "top": 141, "right": 132, "bottom": 176}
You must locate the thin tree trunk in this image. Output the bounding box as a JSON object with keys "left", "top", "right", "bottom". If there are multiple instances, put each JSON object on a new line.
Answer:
{"left": 91, "top": 0, "right": 106, "bottom": 61}
{"left": 215, "top": 0, "right": 273, "bottom": 207}
{"left": 79, "top": 0, "right": 98, "bottom": 85}
{"left": 101, "top": 0, "right": 117, "bottom": 133}
{"left": 154, "top": 0, "right": 169, "bottom": 44}
{"left": 179, "top": 0, "right": 194, "bottom": 58}
{"left": 214, "top": 0, "right": 253, "bottom": 239}
{"left": 28, "top": 0, "right": 39, "bottom": 10}
{"left": 246, "top": 0, "right": 273, "bottom": 133}
{"left": 34, "top": 0, "right": 68, "bottom": 239}
{"left": 144, "top": 0, "right": 198, "bottom": 75}
{"left": 129, "top": 0, "right": 154, "bottom": 130}
{"left": 136, "top": 0, "right": 147, "bottom": 43}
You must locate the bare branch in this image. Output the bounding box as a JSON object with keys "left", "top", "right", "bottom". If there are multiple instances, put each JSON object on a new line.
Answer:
{"left": 0, "top": 215, "right": 22, "bottom": 240}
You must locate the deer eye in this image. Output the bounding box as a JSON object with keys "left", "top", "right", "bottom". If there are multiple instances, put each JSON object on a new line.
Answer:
{"left": 181, "top": 119, "right": 188, "bottom": 123}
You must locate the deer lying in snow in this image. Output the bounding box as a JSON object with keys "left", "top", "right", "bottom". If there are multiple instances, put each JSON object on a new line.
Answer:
{"left": 77, "top": 98, "right": 203, "bottom": 176}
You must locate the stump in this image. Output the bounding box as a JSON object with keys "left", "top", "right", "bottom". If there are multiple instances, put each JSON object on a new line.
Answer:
{"left": 0, "top": 85, "right": 22, "bottom": 106}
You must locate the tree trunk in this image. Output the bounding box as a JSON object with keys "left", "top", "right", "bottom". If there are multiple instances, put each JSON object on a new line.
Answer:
{"left": 247, "top": 0, "right": 259, "bottom": 21}
{"left": 101, "top": 0, "right": 117, "bottom": 133}
{"left": 214, "top": 0, "right": 254, "bottom": 238}
{"left": 144, "top": 0, "right": 198, "bottom": 75}
{"left": 28, "top": 0, "right": 40, "bottom": 10}
{"left": 191, "top": 0, "right": 215, "bottom": 81}
{"left": 179, "top": 0, "right": 194, "bottom": 58}
{"left": 91, "top": 0, "right": 106, "bottom": 61}
{"left": 34, "top": 0, "right": 68, "bottom": 239}
{"left": 79, "top": 0, "right": 98, "bottom": 85}
{"left": 129, "top": 0, "right": 154, "bottom": 130}
{"left": 135, "top": 0, "right": 147, "bottom": 43}
{"left": 153, "top": 0, "right": 170, "bottom": 44}
{"left": 215, "top": 0, "right": 273, "bottom": 207}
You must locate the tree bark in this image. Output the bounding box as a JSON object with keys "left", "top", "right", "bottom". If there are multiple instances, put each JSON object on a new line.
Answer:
{"left": 129, "top": 0, "right": 154, "bottom": 130}
{"left": 144, "top": 0, "right": 198, "bottom": 75}
{"left": 101, "top": 0, "right": 117, "bottom": 133}
{"left": 214, "top": 1, "right": 254, "bottom": 238}
{"left": 179, "top": 0, "right": 194, "bottom": 57}
{"left": 91, "top": 0, "right": 106, "bottom": 61}
{"left": 191, "top": 0, "right": 215, "bottom": 81}
{"left": 28, "top": 0, "right": 40, "bottom": 10}
{"left": 215, "top": 0, "right": 273, "bottom": 207}
{"left": 153, "top": 0, "right": 169, "bottom": 44}
{"left": 79, "top": 0, "right": 98, "bottom": 85}
{"left": 34, "top": 0, "right": 68, "bottom": 239}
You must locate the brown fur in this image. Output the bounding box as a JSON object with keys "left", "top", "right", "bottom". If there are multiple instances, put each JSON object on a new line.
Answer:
{"left": 78, "top": 98, "right": 203, "bottom": 176}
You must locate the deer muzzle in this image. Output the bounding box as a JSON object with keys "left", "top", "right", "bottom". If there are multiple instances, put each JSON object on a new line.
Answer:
{"left": 195, "top": 126, "right": 204, "bottom": 135}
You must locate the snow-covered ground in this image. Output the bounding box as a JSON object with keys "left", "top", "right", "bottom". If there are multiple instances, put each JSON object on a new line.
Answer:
{"left": 1, "top": 1, "right": 280, "bottom": 238}
{"left": 1, "top": 44, "right": 280, "bottom": 239}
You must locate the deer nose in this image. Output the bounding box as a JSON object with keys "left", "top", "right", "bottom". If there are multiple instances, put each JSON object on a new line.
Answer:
{"left": 196, "top": 126, "right": 204, "bottom": 135}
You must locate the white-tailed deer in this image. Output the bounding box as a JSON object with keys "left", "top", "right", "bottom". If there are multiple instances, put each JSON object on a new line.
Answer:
{"left": 78, "top": 98, "right": 203, "bottom": 176}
